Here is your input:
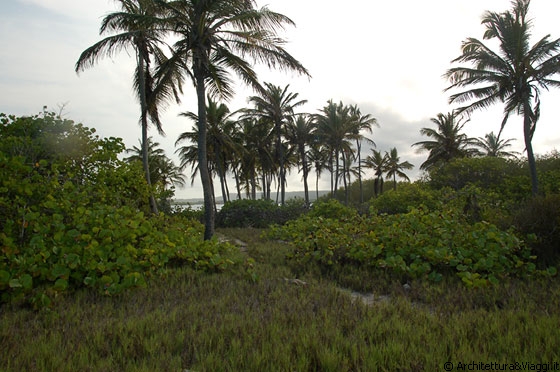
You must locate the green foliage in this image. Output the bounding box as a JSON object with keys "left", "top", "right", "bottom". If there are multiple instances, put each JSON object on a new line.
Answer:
{"left": 171, "top": 203, "right": 204, "bottom": 222}
{"left": 307, "top": 199, "right": 357, "bottom": 220}
{"left": 512, "top": 194, "right": 560, "bottom": 267}
{"left": 0, "top": 113, "right": 232, "bottom": 307}
{"left": 267, "top": 207, "right": 542, "bottom": 287}
{"left": 428, "top": 156, "right": 522, "bottom": 191}
{"left": 369, "top": 182, "right": 443, "bottom": 215}
{"left": 216, "top": 198, "right": 308, "bottom": 228}
{"left": 217, "top": 199, "right": 278, "bottom": 228}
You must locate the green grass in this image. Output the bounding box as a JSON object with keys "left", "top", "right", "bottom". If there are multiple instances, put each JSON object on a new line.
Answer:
{"left": 1, "top": 228, "right": 559, "bottom": 371}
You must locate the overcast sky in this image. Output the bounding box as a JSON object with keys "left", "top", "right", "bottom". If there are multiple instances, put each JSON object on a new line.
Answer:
{"left": 1, "top": 0, "right": 559, "bottom": 199}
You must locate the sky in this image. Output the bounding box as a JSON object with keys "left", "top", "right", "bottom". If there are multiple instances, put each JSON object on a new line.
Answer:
{"left": 1, "top": 0, "right": 560, "bottom": 199}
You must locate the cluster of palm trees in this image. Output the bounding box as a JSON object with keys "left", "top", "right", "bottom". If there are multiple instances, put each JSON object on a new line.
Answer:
{"left": 175, "top": 92, "right": 400, "bottom": 210}
{"left": 363, "top": 148, "right": 414, "bottom": 197}
{"left": 412, "top": 112, "right": 520, "bottom": 172}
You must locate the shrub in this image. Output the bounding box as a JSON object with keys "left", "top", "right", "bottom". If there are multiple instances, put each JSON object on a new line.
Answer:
{"left": 0, "top": 113, "right": 232, "bottom": 307}
{"left": 267, "top": 207, "right": 542, "bottom": 287}
{"left": 369, "top": 182, "right": 443, "bottom": 215}
{"left": 216, "top": 198, "right": 308, "bottom": 228}
{"left": 307, "top": 199, "right": 357, "bottom": 220}
{"left": 427, "top": 156, "right": 521, "bottom": 192}
{"left": 512, "top": 194, "right": 560, "bottom": 267}
{"left": 217, "top": 199, "right": 278, "bottom": 228}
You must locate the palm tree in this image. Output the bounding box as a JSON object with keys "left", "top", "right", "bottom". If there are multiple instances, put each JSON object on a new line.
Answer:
{"left": 76, "top": 0, "right": 181, "bottom": 214}
{"left": 363, "top": 149, "right": 387, "bottom": 197}
{"left": 315, "top": 100, "right": 355, "bottom": 199}
{"left": 475, "top": 132, "right": 520, "bottom": 158}
{"left": 412, "top": 112, "right": 479, "bottom": 171}
{"left": 445, "top": 0, "right": 560, "bottom": 195}
{"left": 384, "top": 147, "right": 413, "bottom": 190}
{"left": 178, "top": 97, "right": 239, "bottom": 205}
{"left": 244, "top": 83, "right": 307, "bottom": 205}
{"left": 126, "top": 137, "right": 186, "bottom": 211}
{"left": 163, "top": 0, "right": 309, "bottom": 239}
{"left": 285, "top": 114, "right": 315, "bottom": 205}
{"left": 348, "top": 105, "right": 378, "bottom": 204}
{"left": 308, "top": 145, "right": 329, "bottom": 202}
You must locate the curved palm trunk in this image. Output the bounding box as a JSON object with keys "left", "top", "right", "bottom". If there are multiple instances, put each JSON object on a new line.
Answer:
{"left": 194, "top": 60, "right": 215, "bottom": 240}
{"left": 523, "top": 103, "right": 539, "bottom": 196}
{"left": 137, "top": 51, "right": 158, "bottom": 215}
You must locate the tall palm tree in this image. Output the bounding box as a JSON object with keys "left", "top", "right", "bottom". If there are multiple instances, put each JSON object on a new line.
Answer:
{"left": 384, "top": 147, "right": 413, "bottom": 190}
{"left": 285, "top": 114, "right": 315, "bottom": 205}
{"left": 363, "top": 149, "right": 387, "bottom": 197}
{"left": 445, "top": 0, "right": 560, "bottom": 195}
{"left": 76, "top": 0, "right": 181, "bottom": 214}
{"left": 475, "top": 132, "right": 520, "bottom": 158}
{"left": 348, "top": 105, "right": 378, "bottom": 204}
{"left": 244, "top": 83, "right": 307, "bottom": 205}
{"left": 412, "top": 112, "right": 479, "bottom": 171}
{"left": 163, "top": 0, "right": 309, "bottom": 239}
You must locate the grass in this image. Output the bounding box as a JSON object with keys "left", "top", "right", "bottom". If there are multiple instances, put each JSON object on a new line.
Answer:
{"left": 1, "top": 228, "right": 560, "bottom": 371}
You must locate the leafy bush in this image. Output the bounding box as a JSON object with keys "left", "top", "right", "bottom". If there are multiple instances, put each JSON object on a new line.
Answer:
{"left": 216, "top": 198, "right": 308, "bottom": 228}
{"left": 512, "top": 194, "right": 560, "bottom": 267}
{"left": 217, "top": 199, "right": 278, "bottom": 228}
{"left": 307, "top": 199, "right": 357, "bottom": 220}
{"left": 427, "top": 156, "right": 522, "bottom": 192}
{"left": 267, "top": 207, "right": 545, "bottom": 287}
{"left": 0, "top": 113, "right": 232, "bottom": 307}
{"left": 369, "top": 182, "right": 443, "bottom": 215}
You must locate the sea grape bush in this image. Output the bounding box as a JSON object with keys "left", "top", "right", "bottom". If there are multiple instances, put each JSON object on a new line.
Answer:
{"left": 216, "top": 198, "right": 308, "bottom": 228}
{"left": 1, "top": 208, "right": 231, "bottom": 307}
{"left": 0, "top": 113, "right": 232, "bottom": 307}
{"left": 267, "top": 204, "right": 547, "bottom": 287}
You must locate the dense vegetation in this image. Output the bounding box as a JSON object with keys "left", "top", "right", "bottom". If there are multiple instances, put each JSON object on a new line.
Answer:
{"left": 1, "top": 111, "right": 559, "bottom": 370}
{"left": 2, "top": 229, "right": 560, "bottom": 371}
{"left": 2, "top": 0, "right": 560, "bottom": 369}
{"left": 0, "top": 113, "right": 231, "bottom": 308}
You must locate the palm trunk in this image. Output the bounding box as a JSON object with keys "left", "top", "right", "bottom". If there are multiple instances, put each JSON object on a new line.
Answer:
{"left": 276, "top": 120, "right": 286, "bottom": 205}
{"left": 194, "top": 58, "right": 214, "bottom": 240}
{"left": 523, "top": 106, "right": 539, "bottom": 196}
{"left": 357, "top": 139, "right": 363, "bottom": 204}
{"left": 329, "top": 154, "right": 334, "bottom": 196}
{"left": 316, "top": 171, "right": 320, "bottom": 202}
{"left": 216, "top": 147, "right": 228, "bottom": 205}
{"left": 342, "top": 151, "right": 348, "bottom": 205}
{"left": 234, "top": 168, "right": 241, "bottom": 199}
{"left": 299, "top": 144, "right": 309, "bottom": 205}
{"left": 137, "top": 51, "right": 158, "bottom": 215}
